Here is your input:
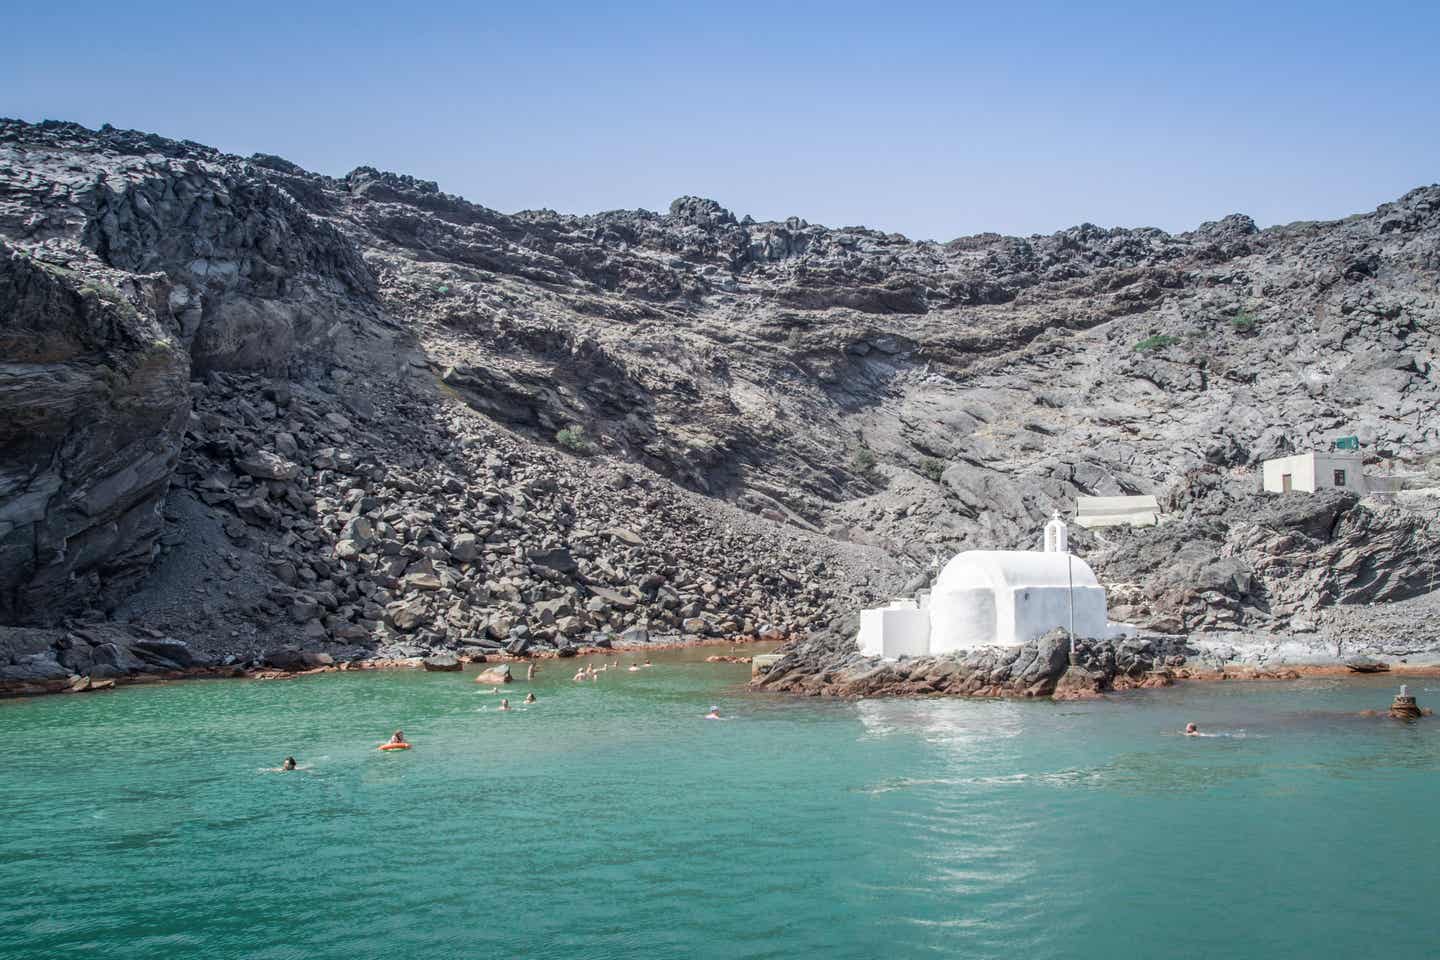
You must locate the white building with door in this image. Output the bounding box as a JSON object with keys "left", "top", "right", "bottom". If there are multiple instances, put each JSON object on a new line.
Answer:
{"left": 857, "top": 513, "right": 1111, "bottom": 658}
{"left": 1261, "top": 452, "right": 1366, "bottom": 494}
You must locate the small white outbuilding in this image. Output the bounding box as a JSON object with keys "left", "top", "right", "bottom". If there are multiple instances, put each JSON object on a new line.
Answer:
{"left": 1074, "top": 494, "right": 1161, "bottom": 529}
{"left": 1261, "top": 452, "right": 1365, "bottom": 494}
{"left": 857, "top": 513, "right": 1111, "bottom": 658}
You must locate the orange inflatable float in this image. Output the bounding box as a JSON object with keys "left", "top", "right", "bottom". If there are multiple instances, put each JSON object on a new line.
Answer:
{"left": 378, "top": 742, "right": 411, "bottom": 751}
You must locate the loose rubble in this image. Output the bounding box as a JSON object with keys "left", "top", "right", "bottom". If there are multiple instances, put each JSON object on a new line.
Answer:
{"left": 3, "top": 118, "right": 1440, "bottom": 697}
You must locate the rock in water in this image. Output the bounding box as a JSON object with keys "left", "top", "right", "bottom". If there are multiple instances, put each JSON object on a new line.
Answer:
{"left": 474, "top": 664, "right": 512, "bottom": 684}
{"left": 423, "top": 654, "right": 461, "bottom": 672}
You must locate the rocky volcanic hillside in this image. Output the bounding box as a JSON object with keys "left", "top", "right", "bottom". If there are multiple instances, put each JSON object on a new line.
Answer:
{"left": 2, "top": 118, "right": 1439, "bottom": 686}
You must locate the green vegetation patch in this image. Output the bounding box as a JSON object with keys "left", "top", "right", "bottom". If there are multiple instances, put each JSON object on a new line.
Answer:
{"left": 920, "top": 458, "right": 946, "bottom": 482}
{"left": 1230, "top": 310, "right": 1258, "bottom": 332}
{"left": 1134, "top": 334, "right": 1180, "bottom": 353}
{"left": 850, "top": 446, "right": 877, "bottom": 474}
{"left": 555, "top": 424, "right": 593, "bottom": 454}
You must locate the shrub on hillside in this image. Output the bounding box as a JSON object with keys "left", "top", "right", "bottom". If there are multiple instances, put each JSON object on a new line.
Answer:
{"left": 555, "top": 425, "right": 592, "bottom": 454}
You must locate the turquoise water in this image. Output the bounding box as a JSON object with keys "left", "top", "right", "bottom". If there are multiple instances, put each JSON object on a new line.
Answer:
{"left": 3, "top": 651, "right": 1439, "bottom": 959}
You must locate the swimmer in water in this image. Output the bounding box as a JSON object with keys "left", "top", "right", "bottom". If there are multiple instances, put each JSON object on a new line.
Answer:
{"left": 643, "top": 659, "right": 653, "bottom": 668}
{"left": 526, "top": 662, "right": 536, "bottom": 681}
{"left": 573, "top": 668, "right": 587, "bottom": 682}
{"left": 388, "top": 730, "right": 408, "bottom": 745}
{"left": 282, "top": 756, "right": 297, "bottom": 771}
{"left": 498, "top": 698, "right": 512, "bottom": 711}
{"left": 705, "top": 705, "right": 721, "bottom": 720}
{"left": 1184, "top": 722, "right": 1199, "bottom": 736}
{"left": 628, "top": 663, "right": 641, "bottom": 672}
{"left": 524, "top": 692, "right": 536, "bottom": 704}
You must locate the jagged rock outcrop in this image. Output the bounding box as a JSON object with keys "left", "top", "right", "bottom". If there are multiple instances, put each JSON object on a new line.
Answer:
{"left": 754, "top": 628, "right": 1199, "bottom": 699}
{"left": 1093, "top": 485, "right": 1440, "bottom": 633}
{"left": 0, "top": 244, "right": 189, "bottom": 620}
{"left": 2, "top": 117, "right": 1439, "bottom": 686}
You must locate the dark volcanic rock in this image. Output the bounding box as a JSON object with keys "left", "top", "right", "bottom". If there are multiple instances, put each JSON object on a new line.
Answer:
{"left": 755, "top": 629, "right": 1194, "bottom": 699}
{"left": 422, "top": 653, "right": 461, "bottom": 672}
{"left": 0, "top": 246, "right": 189, "bottom": 624}
{"left": 2, "top": 117, "right": 1440, "bottom": 682}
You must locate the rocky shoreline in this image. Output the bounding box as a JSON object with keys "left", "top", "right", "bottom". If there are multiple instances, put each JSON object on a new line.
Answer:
{"left": 0, "top": 624, "right": 775, "bottom": 699}
{"left": 750, "top": 628, "right": 1440, "bottom": 701}
{"left": 9, "top": 621, "right": 1440, "bottom": 702}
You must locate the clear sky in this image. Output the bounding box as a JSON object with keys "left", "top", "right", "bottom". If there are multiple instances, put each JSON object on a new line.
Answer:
{"left": 6, "top": 0, "right": 1437, "bottom": 240}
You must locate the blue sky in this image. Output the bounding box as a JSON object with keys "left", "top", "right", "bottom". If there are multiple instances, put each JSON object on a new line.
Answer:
{"left": 6, "top": 1, "right": 1437, "bottom": 239}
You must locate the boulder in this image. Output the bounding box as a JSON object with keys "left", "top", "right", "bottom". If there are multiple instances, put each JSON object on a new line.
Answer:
{"left": 475, "top": 664, "right": 512, "bottom": 684}
{"left": 619, "top": 627, "right": 650, "bottom": 646}
{"left": 423, "top": 654, "right": 462, "bottom": 672}
{"left": 449, "top": 533, "right": 481, "bottom": 562}
{"left": 386, "top": 599, "right": 429, "bottom": 631}
{"left": 91, "top": 642, "right": 148, "bottom": 673}
{"left": 340, "top": 516, "right": 375, "bottom": 545}
{"left": 236, "top": 450, "right": 300, "bottom": 481}
{"left": 130, "top": 638, "right": 208, "bottom": 669}
{"left": 527, "top": 547, "right": 578, "bottom": 575}
{"left": 57, "top": 639, "right": 96, "bottom": 674}
{"left": 403, "top": 572, "right": 443, "bottom": 592}
{"left": 263, "top": 647, "right": 310, "bottom": 670}
{"left": 0, "top": 652, "right": 71, "bottom": 682}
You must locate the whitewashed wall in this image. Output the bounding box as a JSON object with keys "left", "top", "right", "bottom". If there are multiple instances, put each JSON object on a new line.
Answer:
{"left": 928, "top": 588, "right": 997, "bottom": 654}
{"left": 858, "top": 606, "right": 931, "bottom": 658}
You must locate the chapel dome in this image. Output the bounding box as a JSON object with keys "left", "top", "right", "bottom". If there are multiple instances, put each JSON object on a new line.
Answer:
{"left": 934, "top": 550, "right": 1100, "bottom": 593}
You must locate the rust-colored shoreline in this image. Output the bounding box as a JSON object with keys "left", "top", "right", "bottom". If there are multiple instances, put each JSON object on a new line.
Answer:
{"left": 7, "top": 636, "right": 1437, "bottom": 702}
{"left": 1163, "top": 663, "right": 1440, "bottom": 682}
{"left": 755, "top": 659, "right": 1440, "bottom": 702}
{"left": 0, "top": 635, "right": 781, "bottom": 700}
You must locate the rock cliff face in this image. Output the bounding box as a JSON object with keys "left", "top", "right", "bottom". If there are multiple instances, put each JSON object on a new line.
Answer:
{"left": 0, "top": 244, "right": 188, "bottom": 621}
{"left": 2, "top": 118, "right": 1439, "bottom": 686}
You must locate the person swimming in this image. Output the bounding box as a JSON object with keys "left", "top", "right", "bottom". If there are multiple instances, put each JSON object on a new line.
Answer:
{"left": 642, "top": 659, "right": 653, "bottom": 668}
{"left": 573, "top": 668, "right": 587, "bottom": 682}
{"left": 524, "top": 692, "right": 536, "bottom": 704}
{"left": 388, "top": 730, "right": 408, "bottom": 745}
{"left": 627, "top": 663, "right": 641, "bottom": 672}
{"left": 282, "top": 756, "right": 297, "bottom": 771}
{"left": 526, "top": 662, "right": 537, "bottom": 681}
{"left": 705, "top": 705, "right": 721, "bottom": 720}
{"left": 498, "top": 698, "right": 511, "bottom": 711}
{"left": 1184, "top": 722, "right": 1199, "bottom": 736}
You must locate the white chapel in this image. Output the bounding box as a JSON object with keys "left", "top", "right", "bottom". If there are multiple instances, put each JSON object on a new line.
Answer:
{"left": 858, "top": 512, "right": 1111, "bottom": 658}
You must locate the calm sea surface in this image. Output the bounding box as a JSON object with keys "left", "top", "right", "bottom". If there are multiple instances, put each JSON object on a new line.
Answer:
{"left": 2, "top": 648, "right": 1438, "bottom": 959}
